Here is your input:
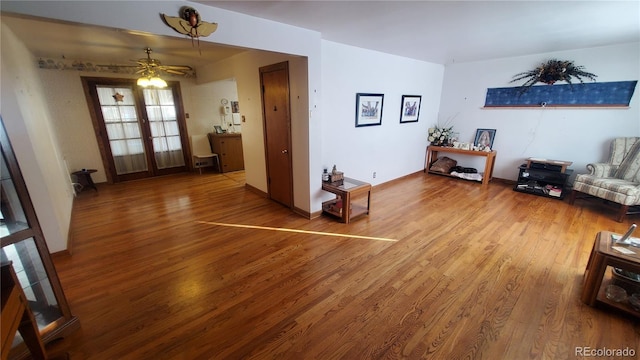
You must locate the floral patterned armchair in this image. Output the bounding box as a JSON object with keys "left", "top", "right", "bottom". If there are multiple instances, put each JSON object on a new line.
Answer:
{"left": 569, "top": 137, "right": 640, "bottom": 222}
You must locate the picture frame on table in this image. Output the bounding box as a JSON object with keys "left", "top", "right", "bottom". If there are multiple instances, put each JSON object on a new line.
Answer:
{"left": 474, "top": 128, "right": 496, "bottom": 149}
{"left": 214, "top": 125, "right": 226, "bottom": 134}
{"left": 355, "top": 93, "right": 384, "bottom": 127}
{"left": 399, "top": 95, "right": 421, "bottom": 123}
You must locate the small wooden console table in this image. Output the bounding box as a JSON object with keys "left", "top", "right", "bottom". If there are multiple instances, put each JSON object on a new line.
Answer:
{"left": 424, "top": 145, "right": 497, "bottom": 186}
{"left": 582, "top": 231, "right": 640, "bottom": 318}
{"left": 322, "top": 177, "right": 371, "bottom": 224}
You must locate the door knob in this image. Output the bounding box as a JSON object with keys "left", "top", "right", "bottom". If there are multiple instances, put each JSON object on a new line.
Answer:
{"left": 282, "top": 149, "right": 288, "bottom": 154}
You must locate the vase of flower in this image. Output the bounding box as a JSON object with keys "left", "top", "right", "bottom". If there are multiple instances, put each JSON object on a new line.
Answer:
{"left": 428, "top": 126, "right": 454, "bottom": 147}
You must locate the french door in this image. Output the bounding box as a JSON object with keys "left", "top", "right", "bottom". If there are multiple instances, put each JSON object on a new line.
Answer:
{"left": 83, "top": 78, "right": 189, "bottom": 183}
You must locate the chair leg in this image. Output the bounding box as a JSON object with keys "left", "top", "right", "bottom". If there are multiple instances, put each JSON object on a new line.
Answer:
{"left": 616, "top": 205, "right": 629, "bottom": 222}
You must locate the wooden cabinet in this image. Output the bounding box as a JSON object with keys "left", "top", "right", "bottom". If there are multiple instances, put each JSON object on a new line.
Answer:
{"left": 208, "top": 133, "right": 245, "bottom": 173}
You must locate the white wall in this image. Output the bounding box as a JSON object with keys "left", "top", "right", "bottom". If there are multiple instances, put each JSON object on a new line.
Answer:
{"left": 320, "top": 41, "right": 444, "bottom": 187}
{"left": 183, "top": 78, "right": 241, "bottom": 135}
{"left": 199, "top": 51, "right": 311, "bottom": 211}
{"left": 439, "top": 43, "right": 640, "bottom": 181}
{"left": 1, "top": 25, "right": 74, "bottom": 253}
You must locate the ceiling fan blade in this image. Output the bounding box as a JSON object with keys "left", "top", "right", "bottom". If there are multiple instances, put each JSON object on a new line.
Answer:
{"left": 97, "top": 64, "right": 139, "bottom": 69}
{"left": 161, "top": 65, "right": 193, "bottom": 71}
{"left": 164, "top": 69, "right": 187, "bottom": 75}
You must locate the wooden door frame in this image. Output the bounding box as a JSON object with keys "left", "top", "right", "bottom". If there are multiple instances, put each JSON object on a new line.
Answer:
{"left": 259, "top": 61, "right": 294, "bottom": 208}
{"left": 81, "top": 77, "right": 192, "bottom": 183}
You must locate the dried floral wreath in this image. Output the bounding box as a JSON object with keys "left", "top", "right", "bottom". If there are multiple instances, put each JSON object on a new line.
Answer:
{"left": 511, "top": 59, "right": 597, "bottom": 93}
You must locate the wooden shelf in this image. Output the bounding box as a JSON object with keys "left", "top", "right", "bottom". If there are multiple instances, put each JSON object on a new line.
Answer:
{"left": 427, "top": 170, "right": 482, "bottom": 183}
{"left": 482, "top": 106, "right": 630, "bottom": 110}
{"left": 424, "top": 145, "right": 496, "bottom": 186}
{"left": 594, "top": 267, "right": 640, "bottom": 316}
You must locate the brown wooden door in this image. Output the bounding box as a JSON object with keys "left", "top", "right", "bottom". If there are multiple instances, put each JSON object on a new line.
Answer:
{"left": 260, "top": 62, "right": 293, "bottom": 208}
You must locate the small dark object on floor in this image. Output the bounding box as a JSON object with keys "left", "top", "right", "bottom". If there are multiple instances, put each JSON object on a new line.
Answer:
{"left": 451, "top": 166, "right": 477, "bottom": 174}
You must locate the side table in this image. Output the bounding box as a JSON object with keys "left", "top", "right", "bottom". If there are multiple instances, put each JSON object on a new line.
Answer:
{"left": 72, "top": 169, "right": 98, "bottom": 192}
{"left": 582, "top": 231, "right": 640, "bottom": 317}
{"left": 322, "top": 177, "right": 371, "bottom": 224}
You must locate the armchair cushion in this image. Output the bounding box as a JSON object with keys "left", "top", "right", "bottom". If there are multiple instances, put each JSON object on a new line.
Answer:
{"left": 614, "top": 140, "right": 640, "bottom": 182}
{"left": 573, "top": 175, "right": 640, "bottom": 205}
{"left": 586, "top": 163, "right": 618, "bottom": 177}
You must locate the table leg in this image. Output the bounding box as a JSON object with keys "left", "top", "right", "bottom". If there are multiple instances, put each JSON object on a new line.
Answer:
{"left": 581, "top": 251, "right": 607, "bottom": 305}
{"left": 343, "top": 192, "right": 351, "bottom": 224}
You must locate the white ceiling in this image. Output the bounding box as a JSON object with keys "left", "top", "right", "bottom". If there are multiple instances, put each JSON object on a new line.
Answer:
{"left": 0, "top": 13, "right": 247, "bottom": 69}
{"left": 198, "top": 1, "right": 640, "bottom": 64}
{"left": 1, "top": 1, "right": 639, "bottom": 70}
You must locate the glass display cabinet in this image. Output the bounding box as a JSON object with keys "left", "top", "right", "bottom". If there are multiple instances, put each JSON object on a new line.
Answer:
{"left": 1, "top": 118, "right": 79, "bottom": 359}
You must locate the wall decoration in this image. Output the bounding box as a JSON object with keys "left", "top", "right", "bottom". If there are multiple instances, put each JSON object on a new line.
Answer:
{"left": 161, "top": 7, "right": 218, "bottom": 54}
{"left": 485, "top": 81, "right": 637, "bottom": 107}
{"left": 399, "top": 95, "right": 421, "bottom": 123}
{"left": 474, "top": 129, "right": 496, "bottom": 150}
{"left": 511, "top": 59, "right": 597, "bottom": 93}
{"left": 231, "top": 101, "right": 240, "bottom": 113}
{"left": 355, "top": 93, "right": 384, "bottom": 127}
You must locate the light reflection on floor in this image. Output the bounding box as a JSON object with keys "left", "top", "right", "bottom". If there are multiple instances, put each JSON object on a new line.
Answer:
{"left": 197, "top": 221, "right": 397, "bottom": 242}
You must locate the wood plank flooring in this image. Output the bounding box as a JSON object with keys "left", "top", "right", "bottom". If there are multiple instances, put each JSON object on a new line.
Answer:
{"left": 47, "top": 171, "right": 639, "bottom": 359}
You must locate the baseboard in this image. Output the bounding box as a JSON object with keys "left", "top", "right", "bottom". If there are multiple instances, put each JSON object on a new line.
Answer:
{"left": 244, "top": 183, "right": 268, "bottom": 197}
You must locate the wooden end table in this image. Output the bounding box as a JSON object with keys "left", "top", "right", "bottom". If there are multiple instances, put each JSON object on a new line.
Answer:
{"left": 582, "top": 231, "right": 640, "bottom": 317}
{"left": 321, "top": 177, "right": 371, "bottom": 224}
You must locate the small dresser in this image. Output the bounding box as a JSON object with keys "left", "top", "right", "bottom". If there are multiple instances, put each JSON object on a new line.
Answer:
{"left": 208, "top": 133, "right": 245, "bottom": 173}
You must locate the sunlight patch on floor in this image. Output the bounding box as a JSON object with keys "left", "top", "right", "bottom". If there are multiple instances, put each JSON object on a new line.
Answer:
{"left": 196, "top": 221, "right": 397, "bottom": 242}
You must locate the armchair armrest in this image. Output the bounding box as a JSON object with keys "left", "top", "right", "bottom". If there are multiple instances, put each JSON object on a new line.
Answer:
{"left": 586, "top": 163, "right": 618, "bottom": 177}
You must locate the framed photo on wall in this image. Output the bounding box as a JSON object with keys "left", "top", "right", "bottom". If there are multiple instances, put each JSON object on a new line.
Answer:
{"left": 355, "top": 93, "right": 384, "bottom": 127}
{"left": 474, "top": 128, "right": 496, "bottom": 149}
{"left": 399, "top": 95, "right": 421, "bottom": 123}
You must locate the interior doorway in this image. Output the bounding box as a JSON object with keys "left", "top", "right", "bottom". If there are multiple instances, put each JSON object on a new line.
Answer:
{"left": 83, "top": 77, "right": 190, "bottom": 183}
{"left": 260, "top": 62, "right": 293, "bottom": 208}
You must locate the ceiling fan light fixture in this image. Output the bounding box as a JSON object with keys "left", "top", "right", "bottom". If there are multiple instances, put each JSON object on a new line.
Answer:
{"left": 137, "top": 73, "right": 167, "bottom": 88}
{"left": 137, "top": 77, "right": 151, "bottom": 87}
{"left": 149, "top": 76, "right": 168, "bottom": 88}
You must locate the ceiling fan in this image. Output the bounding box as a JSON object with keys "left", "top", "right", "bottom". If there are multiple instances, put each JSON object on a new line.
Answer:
{"left": 98, "top": 47, "right": 195, "bottom": 88}
{"left": 97, "top": 47, "right": 195, "bottom": 83}
{"left": 132, "top": 47, "right": 193, "bottom": 76}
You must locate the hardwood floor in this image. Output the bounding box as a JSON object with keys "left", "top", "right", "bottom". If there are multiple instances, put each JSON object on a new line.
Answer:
{"left": 47, "top": 171, "right": 639, "bottom": 359}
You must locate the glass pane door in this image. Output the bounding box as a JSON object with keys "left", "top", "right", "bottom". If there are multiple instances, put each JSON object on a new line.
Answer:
{"left": 97, "top": 86, "right": 148, "bottom": 175}
{"left": 143, "top": 88, "right": 185, "bottom": 169}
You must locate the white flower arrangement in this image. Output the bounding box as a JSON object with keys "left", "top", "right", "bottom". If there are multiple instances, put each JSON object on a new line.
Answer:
{"left": 428, "top": 126, "right": 455, "bottom": 146}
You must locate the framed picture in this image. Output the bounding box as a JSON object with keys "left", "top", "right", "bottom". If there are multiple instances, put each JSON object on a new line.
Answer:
{"left": 474, "top": 128, "right": 496, "bottom": 149}
{"left": 355, "top": 93, "right": 384, "bottom": 127}
{"left": 214, "top": 125, "right": 226, "bottom": 134}
{"left": 399, "top": 95, "right": 421, "bottom": 123}
{"left": 231, "top": 101, "right": 240, "bottom": 114}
